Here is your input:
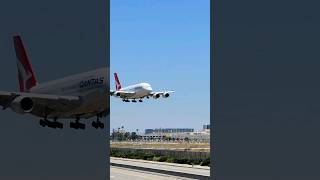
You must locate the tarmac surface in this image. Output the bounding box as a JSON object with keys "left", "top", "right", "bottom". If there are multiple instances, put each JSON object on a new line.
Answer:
{"left": 110, "top": 166, "right": 195, "bottom": 180}
{"left": 110, "top": 157, "right": 210, "bottom": 180}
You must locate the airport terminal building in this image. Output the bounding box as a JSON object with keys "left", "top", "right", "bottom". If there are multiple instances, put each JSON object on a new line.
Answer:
{"left": 145, "top": 128, "right": 194, "bottom": 134}
{"left": 142, "top": 126, "right": 210, "bottom": 142}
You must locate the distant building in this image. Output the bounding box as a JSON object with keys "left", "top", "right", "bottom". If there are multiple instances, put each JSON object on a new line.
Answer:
{"left": 142, "top": 127, "right": 209, "bottom": 142}
{"left": 144, "top": 129, "right": 154, "bottom": 134}
{"left": 203, "top": 124, "right": 210, "bottom": 130}
{"left": 144, "top": 128, "right": 194, "bottom": 134}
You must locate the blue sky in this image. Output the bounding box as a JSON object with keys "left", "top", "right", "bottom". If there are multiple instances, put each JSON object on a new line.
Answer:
{"left": 110, "top": 0, "right": 210, "bottom": 133}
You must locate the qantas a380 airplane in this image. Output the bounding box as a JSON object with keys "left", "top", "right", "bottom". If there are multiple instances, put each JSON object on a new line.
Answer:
{"left": 0, "top": 36, "right": 108, "bottom": 130}
{"left": 110, "top": 73, "right": 174, "bottom": 102}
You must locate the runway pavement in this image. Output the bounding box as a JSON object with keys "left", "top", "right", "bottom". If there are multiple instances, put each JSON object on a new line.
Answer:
{"left": 111, "top": 166, "right": 195, "bottom": 180}
{"left": 110, "top": 157, "right": 210, "bottom": 179}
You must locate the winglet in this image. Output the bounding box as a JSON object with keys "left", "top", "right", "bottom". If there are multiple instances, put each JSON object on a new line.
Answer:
{"left": 114, "top": 73, "right": 122, "bottom": 91}
{"left": 13, "top": 35, "right": 37, "bottom": 92}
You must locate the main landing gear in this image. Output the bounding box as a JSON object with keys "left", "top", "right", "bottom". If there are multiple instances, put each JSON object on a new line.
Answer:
{"left": 39, "top": 116, "right": 103, "bottom": 130}
{"left": 39, "top": 117, "right": 63, "bottom": 129}
{"left": 70, "top": 117, "right": 85, "bottom": 130}
{"left": 92, "top": 116, "right": 104, "bottom": 129}
{"left": 122, "top": 98, "right": 144, "bottom": 102}
{"left": 133, "top": 98, "right": 143, "bottom": 102}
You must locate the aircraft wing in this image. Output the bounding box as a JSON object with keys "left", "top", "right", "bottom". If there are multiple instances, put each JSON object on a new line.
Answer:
{"left": 0, "top": 91, "right": 81, "bottom": 113}
{"left": 0, "top": 91, "right": 20, "bottom": 109}
{"left": 110, "top": 90, "right": 116, "bottom": 96}
{"left": 110, "top": 90, "right": 136, "bottom": 98}
{"left": 149, "top": 90, "right": 175, "bottom": 98}
{"left": 150, "top": 90, "right": 175, "bottom": 95}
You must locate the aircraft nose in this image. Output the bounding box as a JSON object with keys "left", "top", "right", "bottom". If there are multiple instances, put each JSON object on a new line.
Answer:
{"left": 145, "top": 86, "right": 152, "bottom": 91}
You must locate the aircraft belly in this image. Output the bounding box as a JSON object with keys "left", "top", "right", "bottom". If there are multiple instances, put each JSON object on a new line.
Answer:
{"left": 127, "top": 91, "right": 147, "bottom": 99}
{"left": 48, "top": 100, "right": 107, "bottom": 119}
{"left": 65, "top": 94, "right": 108, "bottom": 119}
{"left": 79, "top": 89, "right": 108, "bottom": 113}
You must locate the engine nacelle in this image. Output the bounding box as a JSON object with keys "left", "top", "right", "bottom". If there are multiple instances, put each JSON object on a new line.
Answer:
{"left": 153, "top": 93, "right": 160, "bottom": 99}
{"left": 115, "top": 92, "right": 121, "bottom": 97}
{"left": 162, "top": 93, "right": 170, "bottom": 98}
{"left": 10, "top": 96, "right": 34, "bottom": 114}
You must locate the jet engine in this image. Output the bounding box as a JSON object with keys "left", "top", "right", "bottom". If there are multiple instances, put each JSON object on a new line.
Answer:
{"left": 115, "top": 92, "right": 121, "bottom": 97}
{"left": 10, "top": 96, "right": 34, "bottom": 114}
{"left": 153, "top": 93, "right": 160, "bottom": 99}
{"left": 162, "top": 93, "right": 170, "bottom": 98}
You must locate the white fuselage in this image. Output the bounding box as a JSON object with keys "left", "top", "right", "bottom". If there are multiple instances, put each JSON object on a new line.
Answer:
{"left": 119, "top": 83, "right": 152, "bottom": 99}
{"left": 27, "top": 67, "right": 109, "bottom": 119}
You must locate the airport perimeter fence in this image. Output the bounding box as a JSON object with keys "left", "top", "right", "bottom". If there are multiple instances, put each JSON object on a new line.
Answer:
{"left": 110, "top": 147, "right": 210, "bottom": 161}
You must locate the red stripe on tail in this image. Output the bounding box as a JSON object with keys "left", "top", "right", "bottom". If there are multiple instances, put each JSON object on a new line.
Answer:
{"left": 13, "top": 35, "right": 37, "bottom": 92}
{"left": 114, "top": 73, "right": 121, "bottom": 91}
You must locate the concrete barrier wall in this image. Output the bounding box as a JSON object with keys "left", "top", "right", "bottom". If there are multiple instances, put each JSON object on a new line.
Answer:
{"left": 111, "top": 147, "right": 210, "bottom": 161}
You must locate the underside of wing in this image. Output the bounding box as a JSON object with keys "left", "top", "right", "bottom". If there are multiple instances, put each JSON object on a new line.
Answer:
{"left": 28, "top": 93, "right": 81, "bottom": 112}
{"left": 150, "top": 90, "right": 175, "bottom": 95}
{"left": 149, "top": 90, "right": 175, "bottom": 99}
{"left": 0, "top": 91, "right": 82, "bottom": 117}
{"left": 0, "top": 91, "right": 19, "bottom": 109}
{"left": 110, "top": 90, "right": 136, "bottom": 98}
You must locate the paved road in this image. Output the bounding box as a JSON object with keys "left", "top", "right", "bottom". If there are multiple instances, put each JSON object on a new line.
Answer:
{"left": 111, "top": 166, "right": 195, "bottom": 180}
{"left": 111, "top": 157, "right": 210, "bottom": 177}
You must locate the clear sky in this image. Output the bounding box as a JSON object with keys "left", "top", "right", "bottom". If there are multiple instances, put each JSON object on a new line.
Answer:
{"left": 110, "top": 0, "right": 210, "bottom": 133}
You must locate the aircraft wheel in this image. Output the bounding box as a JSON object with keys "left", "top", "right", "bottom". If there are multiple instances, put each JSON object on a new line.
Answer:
{"left": 70, "top": 122, "right": 75, "bottom": 128}
{"left": 79, "top": 123, "right": 85, "bottom": 130}
{"left": 57, "top": 122, "right": 63, "bottom": 129}
{"left": 92, "top": 121, "right": 98, "bottom": 129}
{"left": 99, "top": 123, "right": 104, "bottom": 129}
{"left": 47, "top": 121, "right": 55, "bottom": 128}
{"left": 39, "top": 119, "right": 46, "bottom": 127}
